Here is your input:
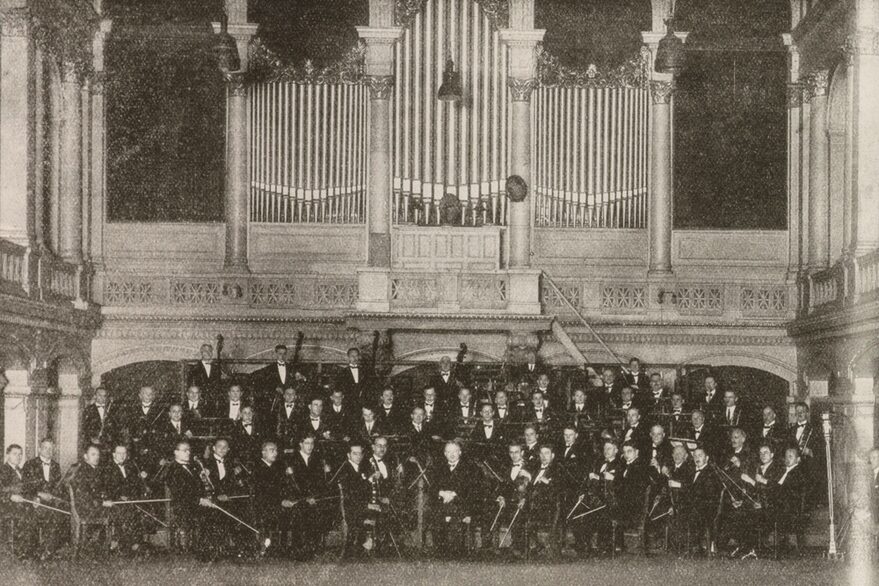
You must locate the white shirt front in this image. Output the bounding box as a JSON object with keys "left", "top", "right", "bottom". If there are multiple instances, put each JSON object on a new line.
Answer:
{"left": 778, "top": 464, "right": 797, "bottom": 485}
{"left": 203, "top": 362, "right": 212, "bottom": 378}
{"left": 228, "top": 402, "right": 241, "bottom": 420}
{"left": 375, "top": 459, "right": 388, "bottom": 479}
{"left": 97, "top": 405, "right": 106, "bottom": 421}
{"left": 510, "top": 462, "right": 522, "bottom": 481}
{"left": 40, "top": 459, "right": 51, "bottom": 482}
{"left": 350, "top": 366, "right": 359, "bottom": 383}
{"left": 215, "top": 458, "right": 226, "bottom": 480}
{"left": 277, "top": 363, "right": 287, "bottom": 384}
{"left": 118, "top": 463, "right": 127, "bottom": 479}
{"left": 484, "top": 424, "right": 493, "bottom": 439}
{"left": 310, "top": 418, "right": 321, "bottom": 431}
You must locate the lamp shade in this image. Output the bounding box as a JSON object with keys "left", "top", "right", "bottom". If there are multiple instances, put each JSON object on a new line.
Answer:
{"left": 437, "top": 59, "right": 462, "bottom": 102}
{"left": 214, "top": 13, "right": 241, "bottom": 74}
{"left": 654, "top": 22, "right": 685, "bottom": 76}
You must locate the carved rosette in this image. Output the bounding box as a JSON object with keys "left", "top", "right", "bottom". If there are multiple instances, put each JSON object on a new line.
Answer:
{"left": 805, "top": 70, "right": 829, "bottom": 101}
{"left": 366, "top": 75, "right": 394, "bottom": 100}
{"left": 508, "top": 78, "right": 538, "bottom": 102}
{"left": 650, "top": 80, "right": 674, "bottom": 104}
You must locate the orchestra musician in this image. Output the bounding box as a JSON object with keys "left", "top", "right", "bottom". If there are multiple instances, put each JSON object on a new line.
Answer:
{"left": 21, "top": 438, "right": 65, "bottom": 560}
{"left": 528, "top": 445, "right": 562, "bottom": 558}
{"left": 230, "top": 405, "right": 264, "bottom": 467}
{"left": 153, "top": 404, "right": 194, "bottom": 461}
{"left": 665, "top": 390, "right": 689, "bottom": 436}
{"left": 287, "top": 433, "right": 331, "bottom": 559}
{"left": 522, "top": 425, "right": 541, "bottom": 470}
{"left": 682, "top": 409, "right": 721, "bottom": 459}
{"left": 415, "top": 386, "right": 444, "bottom": 427}
{"left": 124, "top": 387, "right": 162, "bottom": 473}
{"left": 614, "top": 442, "right": 650, "bottom": 553}
{"left": 685, "top": 447, "right": 721, "bottom": 555}
{"left": 700, "top": 375, "right": 725, "bottom": 418}
{"left": 575, "top": 439, "right": 621, "bottom": 556}
{"left": 769, "top": 447, "right": 809, "bottom": 554}
{"left": 621, "top": 407, "right": 650, "bottom": 454}
{"left": 429, "top": 357, "right": 463, "bottom": 410}
{"left": 186, "top": 343, "right": 224, "bottom": 408}
{"left": 759, "top": 406, "right": 786, "bottom": 451}
{"left": 1, "top": 444, "right": 29, "bottom": 558}
{"left": 354, "top": 405, "right": 387, "bottom": 445}
{"left": 647, "top": 373, "right": 668, "bottom": 409}
{"left": 273, "top": 387, "right": 302, "bottom": 450}
{"left": 432, "top": 441, "right": 476, "bottom": 559}
{"left": 69, "top": 445, "right": 109, "bottom": 552}
{"left": 255, "top": 344, "right": 297, "bottom": 399}
{"left": 300, "top": 396, "right": 333, "bottom": 444}
{"left": 375, "top": 388, "right": 406, "bottom": 436}
{"left": 335, "top": 347, "right": 372, "bottom": 407}
{"left": 621, "top": 358, "right": 650, "bottom": 395}
{"left": 326, "top": 388, "right": 356, "bottom": 440}
{"left": 337, "top": 442, "right": 376, "bottom": 558}
{"left": 182, "top": 385, "right": 208, "bottom": 424}
{"left": 101, "top": 443, "right": 149, "bottom": 554}
{"left": 526, "top": 389, "right": 555, "bottom": 435}
{"left": 81, "top": 387, "right": 115, "bottom": 449}
{"left": 165, "top": 440, "right": 213, "bottom": 556}
{"left": 494, "top": 441, "right": 531, "bottom": 556}
{"left": 662, "top": 444, "right": 694, "bottom": 553}
{"left": 252, "top": 441, "right": 287, "bottom": 555}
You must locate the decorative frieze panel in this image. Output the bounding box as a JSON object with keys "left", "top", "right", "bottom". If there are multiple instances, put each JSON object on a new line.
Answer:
{"left": 171, "top": 281, "right": 221, "bottom": 304}
{"left": 600, "top": 286, "right": 646, "bottom": 311}
{"left": 104, "top": 279, "right": 156, "bottom": 305}
{"left": 314, "top": 281, "right": 359, "bottom": 308}
{"left": 460, "top": 277, "right": 507, "bottom": 310}
{"left": 676, "top": 286, "right": 723, "bottom": 314}
{"left": 390, "top": 277, "right": 438, "bottom": 308}
{"left": 741, "top": 287, "right": 788, "bottom": 316}
{"left": 542, "top": 282, "right": 581, "bottom": 311}
{"left": 0, "top": 240, "right": 26, "bottom": 293}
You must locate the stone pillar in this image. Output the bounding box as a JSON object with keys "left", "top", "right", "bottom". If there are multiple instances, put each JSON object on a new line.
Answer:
{"left": 55, "top": 372, "right": 83, "bottom": 469}
{"left": 0, "top": 8, "right": 33, "bottom": 246}
{"left": 806, "top": 70, "right": 830, "bottom": 270}
{"left": 357, "top": 4, "right": 402, "bottom": 269}
{"left": 224, "top": 74, "right": 250, "bottom": 272}
{"left": 847, "top": 31, "right": 879, "bottom": 254}
{"left": 214, "top": 8, "right": 257, "bottom": 273}
{"left": 3, "top": 369, "right": 33, "bottom": 455}
{"left": 59, "top": 61, "right": 83, "bottom": 264}
{"left": 649, "top": 80, "right": 674, "bottom": 275}
{"left": 782, "top": 35, "right": 804, "bottom": 277}
{"left": 500, "top": 3, "right": 544, "bottom": 269}
{"left": 89, "top": 21, "right": 111, "bottom": 265}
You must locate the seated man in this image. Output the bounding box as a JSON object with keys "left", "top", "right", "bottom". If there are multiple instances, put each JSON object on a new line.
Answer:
{"left": 684, "top": 447, "right": 722, "bottom": 555}
{"left": 432, "top": 441, "right": 476, "bottom": 559}
{"left": 528, "top": 444, "right": 562, "bottom": 557}
{"left": 493, "top": 441, "right": 531, "bottom": 556}
{"left": 69, "top": 445, "right": 110, "bottom": 554}
{"left": 613, "top": 442, "right": 650, "bottom": 553}
{"left": 574, "top": 439, "right": 621, "bottom": 556}
{"left": 21, "top": 438, "right": 66, "bottom": 560}
{"left": 1, "top": 444, "right": 30, "bottom": 558}
{"left": 101, "top": 443, "right": 148, "bottom": 554}
{"left": 164, "top": 441, "right": 212, "bottom": 555}
{"left": 769, "top": 447, "right": 809, "bottom": 553}
{"left": 337, "top": 442, "right": 377, "bottom": 558}
{"left": 252, "top": 441, "right": 286, "bottom": 555}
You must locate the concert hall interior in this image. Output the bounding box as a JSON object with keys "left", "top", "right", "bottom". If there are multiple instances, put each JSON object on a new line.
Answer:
{"left": 0, "top": 0, "right": 877, "bottom": 582}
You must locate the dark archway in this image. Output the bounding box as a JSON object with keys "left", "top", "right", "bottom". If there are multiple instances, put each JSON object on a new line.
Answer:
{"left": 680, "top": 365, "right": 789, "bottom": 416}
{"left": 100, "top": 360, "right": 182, "bottom": 407}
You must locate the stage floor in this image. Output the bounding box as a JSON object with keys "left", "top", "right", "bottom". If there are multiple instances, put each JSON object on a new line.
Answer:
{"left": 0, "top": 555, "right": 865, "bottom": 586}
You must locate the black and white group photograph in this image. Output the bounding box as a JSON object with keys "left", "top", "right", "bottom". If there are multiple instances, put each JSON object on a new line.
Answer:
{"left": 0, "top": 0, "right": 877, "bottom": 584}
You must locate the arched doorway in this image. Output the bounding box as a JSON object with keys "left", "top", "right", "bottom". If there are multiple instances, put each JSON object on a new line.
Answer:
{"left": 679, "top": 365, "right": 789, "bottom": 415}
{"left": 100, "top": 360, "right": 181, "bottom": 406}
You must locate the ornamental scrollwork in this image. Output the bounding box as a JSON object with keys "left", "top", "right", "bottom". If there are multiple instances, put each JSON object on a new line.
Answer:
{"left": 536, "top": 44, "right": 650, "bottom": 90}
{"left": 395, "top": 0, "right": 508, "bottom": 29}
{"left": 249, "top": 36, "right": 365, "bottom": 85}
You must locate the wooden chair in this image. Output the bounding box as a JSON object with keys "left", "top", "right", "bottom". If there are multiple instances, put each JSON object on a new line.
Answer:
{"left": 68, "top": 484, "right": 111, "bottom": 558}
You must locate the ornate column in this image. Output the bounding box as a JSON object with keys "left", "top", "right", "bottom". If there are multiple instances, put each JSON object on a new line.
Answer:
{"left": 0, "top": 8, "right": 33, "bottom": 246}
{"left": 59, "top": 60, "right": 83, "bottom": 264}
{"left": 500, "top": 2, "right": 544, "bottom": 270}
{"left": 846, "top": 30, "right": 879, "bottom": 254}
{"left": 55, "top": 372, "right": 84, "bottom": 469}
{"left": 806, "top": 70, "right": 830, "bottom": 270}
{"left": 224, "top": 73, "right": 250, "bottom": 272}
{"left": 214, "top": 6, "right": 257, "bottom": 273}
{"left": 782, "top": 35, "right": 804, "bottom": 277}
{"left": 357, "top": 4, "right": 402, "bottom": 269}
{"left": 89, "top": 21, "right": 111, "bottom": 270}
{"left": 648, "top": 80, "right": 674, "bottom": 275}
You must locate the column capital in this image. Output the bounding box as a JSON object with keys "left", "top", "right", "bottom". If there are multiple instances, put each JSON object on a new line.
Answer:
{"left": 650, "top": 80, "right": 674, "bottom": 104}
{"left": 804, "top": 69, "right": 829, "bottom": 101}
{"left": 508, "top": 77, "right": 538, "bottom": 102}
{"left": 366, "top": 75, "right": 394, "bottom": 100}
{"left": 0, "top": 8, "right": 29, "bottom": 37}
{"left": 225, "top": 72, "right": 247, "bottom": 96}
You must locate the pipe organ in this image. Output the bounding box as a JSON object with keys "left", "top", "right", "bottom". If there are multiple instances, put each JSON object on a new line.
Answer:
{"left": 392, "top": 0, "right": 510, "bottom": 227}
{"left": 248, "top": 0, "right": 650, "bottom": 230}
{"left": 533, "top": 84, "right": 649, "bottom": 228}
{"left": 249, "top": 82, "right": 369, "bottom": 224}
